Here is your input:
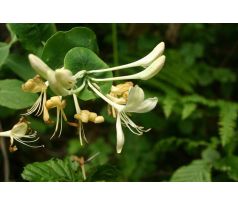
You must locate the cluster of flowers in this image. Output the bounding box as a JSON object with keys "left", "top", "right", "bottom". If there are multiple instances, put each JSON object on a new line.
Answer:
{"left": 0, "top": 42, "right": 165, "bottom": 153}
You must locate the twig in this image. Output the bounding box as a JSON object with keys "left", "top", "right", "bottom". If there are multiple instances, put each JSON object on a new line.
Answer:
{"left": 0, "top": 121, "right": 10, "bottom": 182}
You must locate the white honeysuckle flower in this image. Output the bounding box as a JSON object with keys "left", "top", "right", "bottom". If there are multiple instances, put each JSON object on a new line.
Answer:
{"left": 87, "top": 42, "right": 165, "bottom": 74}
{"left": 26, "top": 41, "right": 165, "bottom": 152}
{"left": 0, "top": 119, "right": 44, "bottom": 150}
{"left": 89, "top": 55, "right": 165, "bottom": 82}
{"left": 87, "top": 81, "right": 158, "bottom": 153}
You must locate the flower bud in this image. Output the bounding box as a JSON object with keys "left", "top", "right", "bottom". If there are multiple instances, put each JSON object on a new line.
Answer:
{"left": 88, "top": 112, "right": 97, "bottom": 121}
{"left": 94, "top": 116, "right": 104, "bottom": 123}
{"left": 28, "top": 54, "right": 52, "bottom": 80}
{"left": 138, "top": 55, "right": 166, "bottom": 80}
{"left": 139, "top": 42, "right": 165, "bottom": 68}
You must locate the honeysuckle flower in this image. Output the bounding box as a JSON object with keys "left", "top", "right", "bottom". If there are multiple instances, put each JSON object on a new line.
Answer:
{"left": 87, "top": 42, "right": 165, "bottom": 74}
{"left": 22, "top": 75, "right": 48, "bottom": 117}
{"left": 0, "top": 118, "right": 44, "bottom": 151}
{"left": 25, "top": 41, "right": 165, "bottom": 152}
{"left": 87, "top": 81, "right": 158, "bottom": 153}
{"left": 44, "top": 96, "right": 67, "bottom": 139}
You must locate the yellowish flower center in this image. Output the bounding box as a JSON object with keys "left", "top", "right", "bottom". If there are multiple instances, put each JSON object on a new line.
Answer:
{"left": 108, "top": 81, "right": 133, "bottom": 117}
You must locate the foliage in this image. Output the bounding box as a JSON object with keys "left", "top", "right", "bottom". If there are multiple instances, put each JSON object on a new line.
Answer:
{"left": 0, "top": 23, "right": 238, "bottom": 181}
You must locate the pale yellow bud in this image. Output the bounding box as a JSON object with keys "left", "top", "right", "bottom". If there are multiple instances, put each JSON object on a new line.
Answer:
{"left": 80, "top": 110, "right": 90, "bottom": 123}
{"left": 88, "top": 112, "right": 97, "bottom": 121}
{"left": 74, "top": 113, "right": 81, "bottom": 120}
{"left": 94, "top": 116, "right": 104, "bottom": 123}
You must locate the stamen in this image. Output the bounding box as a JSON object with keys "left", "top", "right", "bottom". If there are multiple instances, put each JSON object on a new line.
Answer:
{"left": 50, "top": 108, "right": 60, "bottom": 140}
{"left": 120, "top": 112, "right": 150, "bottom": 135}
{"left": 14, "top": 137, "right": 44, "bottom": 148}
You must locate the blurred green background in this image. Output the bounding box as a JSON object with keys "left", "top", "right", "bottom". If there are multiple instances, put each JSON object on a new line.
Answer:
{"left": 0, "top": 24, "right": 238, "bottom": 181}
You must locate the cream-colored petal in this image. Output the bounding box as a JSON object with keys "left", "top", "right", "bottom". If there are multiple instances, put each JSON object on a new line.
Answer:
{"left": 124, "top": 97, "right": 158, "bottom": 113}
{"left": 125, "top": 85, "right": 145, "bottom": 109}
{"left": 11, "top": 122, "right": 28, "bottom": 136}
{"left": 116, "top": 113, "right": 125, "bottom": 154}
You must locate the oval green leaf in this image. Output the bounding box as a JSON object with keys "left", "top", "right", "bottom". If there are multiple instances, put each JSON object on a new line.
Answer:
{"left": 42, "top": 27, "right": 99, "bottom": 69}
{"left": 64, "top": 47, "right": 112, "bottom": 101}
{"left": 21, "top": 157, "right": 82, "bottom": 182}
{"left": 0, "top": 79, "right": 38, "bottom": 109}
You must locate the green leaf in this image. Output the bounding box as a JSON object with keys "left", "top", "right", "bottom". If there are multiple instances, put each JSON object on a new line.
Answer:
{"left": 201, "top": 148, "right": 220, "bottom": 163}
{"left": 0, "top": 79, "right": 37, "bottom": 109}
{"left": 5, "top": 54, "right": 36, "bottom": 80}
{"left": 88, "top": 165, "right": 120, "bottom": 182}
{"left": 8, "top": 23, "right": 56, "bottom": 54}
{"left": 170, "top": 160, "right": 212, "bottom": 182}
{"left": 215, "top": 156, "right": 238, "bottom": 181}
{"left": 6, "top": 24, "right": 17, "bottom": 45}
{"left": 21, "top": 157, "right": 82, "bottom": 182}
{"left": 42, "top": 27, "right": 99, "bottom": 69}
{"left": 162, "top": 96, "right": 176, "bottom": 118}
{"left": 64, "top": 47, "right": 112, "bottom": 101}
{"left": 67, "top": 139, "right": 82, "bottom": 155}
{"left": 218, "top": 102, "right": 238, "bottom": 147}
{"left": 0, "top": 106, "right": 17, "bottom": 118}
{"left": 181, "top": 103, "right": 197, "bottom": 120}
{"left": 0, "top": 42, "right": 10, "bottom": 67}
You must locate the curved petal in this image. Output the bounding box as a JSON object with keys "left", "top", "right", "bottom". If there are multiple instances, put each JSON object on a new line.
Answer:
{"left": 124, "top": 97, "right": 158, "bottom": 113}
{"left": 116, "top": 113, "right": 125, "bottom": 154}
{"left": 125, "top": 85, "right": 144, "bottom": 110}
